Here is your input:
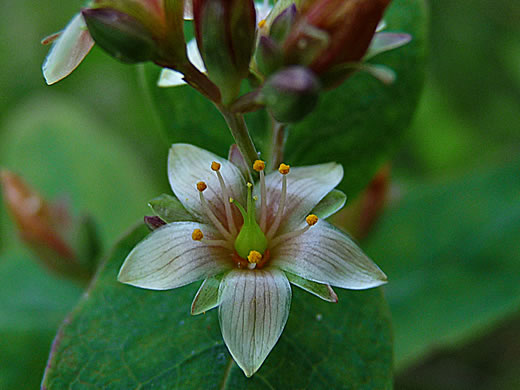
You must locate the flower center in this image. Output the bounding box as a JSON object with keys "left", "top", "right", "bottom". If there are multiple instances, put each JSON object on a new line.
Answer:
{"left": 191, "top": 159, "right": 318, "bottom": 270}
{"left": 232, "top": 182, "right": 268, "bottom": 259}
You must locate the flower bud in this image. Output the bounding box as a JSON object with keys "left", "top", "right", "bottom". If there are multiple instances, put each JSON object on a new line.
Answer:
{"left": 193, "top": 0, "right": 256, "bottom": 104}
{"left": 0, "top": 170, "right": 95, "bottom": 282}
{"left": 291, "top": 0, "right": 391, "bottom": 73}
{"left": 255, "top": 36, "right": 284, "bottom": 76}
{"left": 269, "top": 4, "right": 298, "bottom": 44}
{"left": 261, "top": 66, "right": 320, "bottom": 123}
{"left": 82, "top": 8, "right": 158, "bottom": 63}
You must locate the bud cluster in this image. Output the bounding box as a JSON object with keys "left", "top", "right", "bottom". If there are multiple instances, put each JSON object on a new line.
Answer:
{"left": 44, "top": 0, "right": 409, "bottom": 122}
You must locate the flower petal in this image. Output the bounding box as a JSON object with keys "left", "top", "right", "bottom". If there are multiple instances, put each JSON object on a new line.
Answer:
{"left": 257, "top": 163, "right": 343, "bottom": 234}
{"left": 219, "top": 268, "right": 291, "bottom": 377}
{"left": 285, "top": 271, "right": 338, "bottom": 303}
{"left": 311, "top": 189, "right": 347, "bottom": 219}
{"left": 158, "top": 39, "right": 205, "bottom": 87}
{"left": 271, "top": 221, "right": 387, "bottom": 289}
{"left": 191, "top": 274, "right": 223, "bottom": 315}
{"left": 168, "top": 144, "right": 246, "bottom": 228}
{"left": 365, "top": 32, "right": 412, "bottom": 60}
{"left": 42, "top": 14, "right": 95, "bottom": 85}
{"left": 118, "top": 222, "right": 233, "bottom": 290}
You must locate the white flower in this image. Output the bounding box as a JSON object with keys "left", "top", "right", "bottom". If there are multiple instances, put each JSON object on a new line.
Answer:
{"left": 118, "top": 143, "right": 387, "bottom": 377}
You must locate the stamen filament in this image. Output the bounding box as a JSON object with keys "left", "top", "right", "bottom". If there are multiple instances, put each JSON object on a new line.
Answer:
{"left": 259, "top": 170, "right": 267, "bottom": 231}
{"left": 269, "top": 224, "right": 311, "bottom": 248}
{"left": 199, "top": 191, "right": 233, "bottom": 241}
{"left": 270, "top": 214, "right": 318, "bottom": 248}
{"left": 266, "top": 172, "right": 287, "bottom": 239}
{"left": 215, "top": 169, "right": 237, "bottom": 236}
{"left": 202, "top": 239, "right": 233, "bottom": 250}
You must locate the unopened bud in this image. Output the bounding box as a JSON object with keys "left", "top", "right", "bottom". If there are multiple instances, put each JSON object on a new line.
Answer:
{"left": 255, "top": 36, "right": 283, "bottom": 76}
{"left": 0, "top": 170, "right": 93, "bottom": 282}
{"left": 296, "top": 0, "right": 391, "bottom": 73}
{"left": 194, "top": 0, "right": 256, "bottom": 103}
{"left": 261, "top": 66, "right": 321, "bottom": 123}
{"left": 269, "top": 4, "right": 298, "bottom": 44}
{"left": 82, "top": 8, "right": 157, "bottom": 63}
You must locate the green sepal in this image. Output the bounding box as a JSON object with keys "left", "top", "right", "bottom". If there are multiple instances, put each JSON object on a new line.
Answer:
{"left": 285, "top": 271, "right": 338, "bottom": 303}
{"left": 311, "top": 189, "right": 347, "bottom": 219}
{"left": 148, "top": 194, "right": 196, "bottom": 223}
{"left": 191, "top": 273, "right": 224, "bottom": 315}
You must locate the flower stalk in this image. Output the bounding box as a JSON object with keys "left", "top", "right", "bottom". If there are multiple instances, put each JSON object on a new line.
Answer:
{"left": 220, "top": 110, "right": 259, "bottom": 178}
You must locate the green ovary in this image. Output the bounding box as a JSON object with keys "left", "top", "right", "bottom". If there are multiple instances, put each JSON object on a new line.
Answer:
{"left": 233, "top": 184, "right": 268, "bottom": 259}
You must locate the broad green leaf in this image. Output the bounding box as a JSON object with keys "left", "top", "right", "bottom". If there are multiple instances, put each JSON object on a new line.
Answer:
{"left": 366, "top": 158, "right": 520, "bottom": 370}
{"left": 43, "top": 224, "right": 392, "bottom": 388}
{"left": 0, "top": 248, "right": 81, "bottom": 390}
{"left": 0, "top": 95, "right": 161, "bottom": 250}
{"left": 285, "top": 0, "right": 427, "bottom": 197}
{"left": 148, "top": 194, "right": 196, "bottom": 222}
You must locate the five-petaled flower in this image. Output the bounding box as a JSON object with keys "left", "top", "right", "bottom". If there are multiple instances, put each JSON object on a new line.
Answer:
{"left": 118, "top": 143, "right": 387, "bottom": 377}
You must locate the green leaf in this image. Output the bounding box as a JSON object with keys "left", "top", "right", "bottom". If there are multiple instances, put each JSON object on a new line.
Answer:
{"left": 0, "top": 95, "right": 161, "bottom": 250}
{"left": 365, "top": 158, "right": 520, "bottom": 370}
{"left": 148, "top": 194, "right": 196, "bottom": 222}
{"left": 42, "top": 224, "right": 392, "bottom": 388}
{"left": 0, "top": 249, "right": 81, "bottom": 390}
{"left": 285, "top": 0, "right": 427, "bottom": 197}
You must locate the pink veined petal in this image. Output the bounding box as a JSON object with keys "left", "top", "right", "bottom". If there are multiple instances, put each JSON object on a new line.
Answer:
{"left": 42, "top": 13, "right": 95, "bottom": 85}
{"left": 219, "top": 268, "right": 291, "bottom": 377}
{"left": 168, "top": 144, "right": 247, "bottom": 229}
{"left": 256, "top": 163, "right": 343, "bottom": 234}
{"left": 271, "top": 221, "right": 387, "bottom": 290}
{"left": 118, "top": 222, "right": 233, "bottom": 290}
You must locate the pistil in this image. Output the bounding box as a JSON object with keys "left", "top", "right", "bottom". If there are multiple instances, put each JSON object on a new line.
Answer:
{"left": 232, "top": 182, "right": 268, "bottom": 259}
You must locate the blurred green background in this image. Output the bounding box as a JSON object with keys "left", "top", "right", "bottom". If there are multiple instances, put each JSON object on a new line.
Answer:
{"left": 0, "top": 0, "right": 519, "bottom": 389}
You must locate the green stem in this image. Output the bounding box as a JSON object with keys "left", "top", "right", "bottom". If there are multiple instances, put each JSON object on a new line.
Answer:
{"left": 221, "top": 110, "right": 259, "bottom": 178}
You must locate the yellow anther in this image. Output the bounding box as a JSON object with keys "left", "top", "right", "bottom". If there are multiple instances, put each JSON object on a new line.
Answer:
{"left": 197, "top": 181, "right": 207, "bottom": 192}
{"left": 229, "top": 197, "right": 234, "bottom": 203}
{"left": 192, "top": 229, "right": 204, "bottom": 241}
{"left": 279, "top": 163, "right": 290, "bottom": 175}
{"left": 247, "top": 250, "right": 262, "bottom": 264}
{"left": 306, "top": 214, "right": 319, "bottom": 226}
{"left": 253, "top": 160, "right": 266, "bottom": 172}
{"left": 247, "top": 182, "right": 253, "bottom": 188}
{"left": 211, "top": 161, "right": 221, "bottom": 171}
{"left": 258, "top": 19, "right": 266, "bottom": 28}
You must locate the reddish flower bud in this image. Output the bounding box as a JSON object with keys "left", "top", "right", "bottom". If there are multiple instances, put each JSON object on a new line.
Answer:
{"left": 290, "top": 0, "right": 391, "bottom": 73}
{"left": 87, "top": 0, "right": 187, "bottom": 64}
{"left": 0, "top": 170, "right": 94, "bottom": 282}
{"left": 193, "top": 0, "right": 257, "bottom": 103}
{"left": 82, "top": 8, "right": 158, "bottom": 63}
